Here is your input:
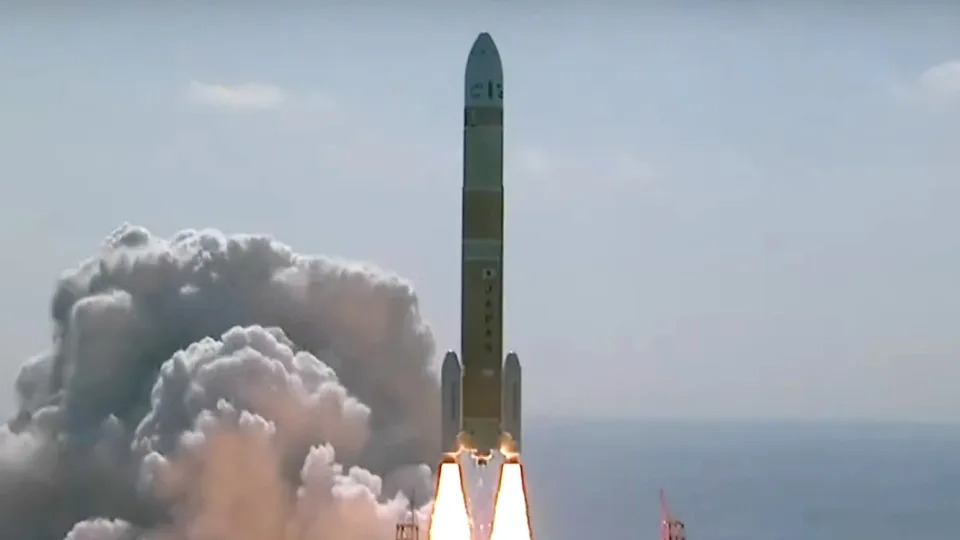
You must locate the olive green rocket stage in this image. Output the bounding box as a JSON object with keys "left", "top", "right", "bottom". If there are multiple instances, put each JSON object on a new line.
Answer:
{"left": 441, "top": 32, "right": 522, "bottom": 466}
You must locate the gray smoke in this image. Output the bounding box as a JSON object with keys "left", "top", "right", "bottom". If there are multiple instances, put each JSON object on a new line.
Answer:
{"left": 0, "top": 224, "right": 438, "bottom": 540}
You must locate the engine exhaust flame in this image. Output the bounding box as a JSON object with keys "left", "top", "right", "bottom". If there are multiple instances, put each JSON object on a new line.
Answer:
{"left": 428, "top": 458, "right": 472, "bottom": 540}
{"left": 489, "top": 459, "right": 533, "bottom": 540}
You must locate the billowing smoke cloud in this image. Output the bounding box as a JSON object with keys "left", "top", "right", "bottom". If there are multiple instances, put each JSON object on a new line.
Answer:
{"left": 0, "top": 224, "right": 439, "bottom": 540}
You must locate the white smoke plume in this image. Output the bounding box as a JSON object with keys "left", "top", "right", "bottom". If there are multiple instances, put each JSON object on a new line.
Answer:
{"left": 1, "top": 224, "right": 438, "bottom": 540}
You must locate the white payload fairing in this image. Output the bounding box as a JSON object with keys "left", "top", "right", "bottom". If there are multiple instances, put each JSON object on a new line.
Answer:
{"left": 440, "top": 32, "right": 523, "bottom": 465}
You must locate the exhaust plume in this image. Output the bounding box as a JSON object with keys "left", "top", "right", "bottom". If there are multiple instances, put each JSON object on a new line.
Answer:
{"left": 1, "top": 224, "right": 438, "bottom": 540}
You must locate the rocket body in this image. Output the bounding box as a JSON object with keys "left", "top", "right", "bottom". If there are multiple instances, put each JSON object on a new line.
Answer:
{"left": 460, "top": 31, "right": 505, "bottom": 459}
{"left": 441, "top": 32, "right": 522, "bottom": 463}
{"left": 424, "top": 32, "right": 536, "bottom": 540}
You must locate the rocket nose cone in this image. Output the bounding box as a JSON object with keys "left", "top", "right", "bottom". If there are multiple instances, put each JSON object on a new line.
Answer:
{"left": 504, "top": 351, "right": 520, "bottom": 369}
{"left": 442, "top": 351, "right": 461, "bottom": 373}
{"left": 467, "top": 32, "right": 501, "bottom": 68}
{"left": 471, "top": 32, "right": 498, "bottom": 54}
{"left": 465, "top": 31, "right": 503, "bottom": 107}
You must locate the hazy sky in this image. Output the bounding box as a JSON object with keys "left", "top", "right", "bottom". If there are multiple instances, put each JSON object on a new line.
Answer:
{"left": 1, "top": 4, "right": 959, "bottom": 423}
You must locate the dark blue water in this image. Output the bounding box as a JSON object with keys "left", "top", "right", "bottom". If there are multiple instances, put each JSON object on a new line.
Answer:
{"left": 520, "top": 419, "right": 960, "bottom": 540}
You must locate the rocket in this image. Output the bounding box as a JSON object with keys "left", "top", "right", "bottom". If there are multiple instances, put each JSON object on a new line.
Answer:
{"left": 441, "top": 32, "right": 522, "bottom": 465}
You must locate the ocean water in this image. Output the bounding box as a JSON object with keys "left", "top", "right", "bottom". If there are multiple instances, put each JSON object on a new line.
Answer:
{"left": 518, "top": 419, "right": 960, "bottom": 540}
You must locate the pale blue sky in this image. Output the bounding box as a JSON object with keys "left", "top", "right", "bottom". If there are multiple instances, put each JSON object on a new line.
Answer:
{"left": 1, "top": 4, "right": 959, "bottom": 422}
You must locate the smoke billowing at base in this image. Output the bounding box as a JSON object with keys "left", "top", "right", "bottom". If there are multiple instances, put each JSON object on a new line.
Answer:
{"left": 0, "top": 224, "right": 440, "bottom": 540}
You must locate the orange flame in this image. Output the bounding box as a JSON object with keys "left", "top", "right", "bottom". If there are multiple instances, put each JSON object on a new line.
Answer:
{"left": 489, "top": 459, "right": 533, "bottom": 540}
{"left": 428, "top": 458, "right": 472, "bottom": 540}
